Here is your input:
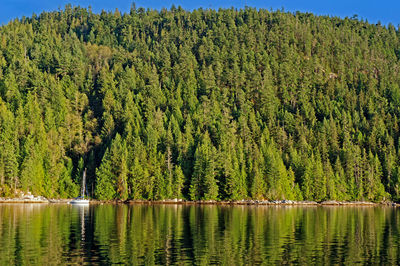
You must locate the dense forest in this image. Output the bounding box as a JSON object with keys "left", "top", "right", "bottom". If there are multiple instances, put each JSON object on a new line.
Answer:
{"left": 0, "top": 5, "right": 400, "bottom": 201}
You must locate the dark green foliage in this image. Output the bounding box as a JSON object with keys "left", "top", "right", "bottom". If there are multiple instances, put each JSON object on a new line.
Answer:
{"left": 0, "top": 6, "right": 399, "bottom": 201}
{"left": 190, "top": 132, "right": 219, "bottom": 200}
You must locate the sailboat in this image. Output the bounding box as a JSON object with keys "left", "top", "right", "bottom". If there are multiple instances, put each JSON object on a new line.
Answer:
{"left": 69, "top": 168, "right": 90, "bottom": 205}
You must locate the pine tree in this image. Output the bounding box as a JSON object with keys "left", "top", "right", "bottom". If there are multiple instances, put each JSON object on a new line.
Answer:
{"left": 95, "top": 148, "right": 116, "bottom": 200}
{"left": 190, "top": 132, "right": 218, "bottom": 200}
{"left": 173, "top": 165, "right": 185, "bottom": 199}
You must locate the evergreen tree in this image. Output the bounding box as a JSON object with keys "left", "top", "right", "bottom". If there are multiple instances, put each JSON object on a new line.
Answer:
{"left": 190, "top": 132, "right": 218, "bottom": 200}
{"left": 95, "top": 148, "right": 115, "bottom": 200}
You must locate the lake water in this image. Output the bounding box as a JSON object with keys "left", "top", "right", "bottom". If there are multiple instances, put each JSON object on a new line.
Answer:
{"left": 0, "top": 204, "right": 399, "bottom": 265}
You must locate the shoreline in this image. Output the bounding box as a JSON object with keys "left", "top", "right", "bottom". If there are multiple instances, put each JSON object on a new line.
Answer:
{"left": 0, "top": 197, "right": 398, "bottom": 207}
{"left": 124, "top": 199, "right": 398, "bottom": 207}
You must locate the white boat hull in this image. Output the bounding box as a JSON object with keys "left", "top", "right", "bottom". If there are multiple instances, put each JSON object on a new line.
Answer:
{"left": 69, "top": 199, "right": 90, "bottom": 205}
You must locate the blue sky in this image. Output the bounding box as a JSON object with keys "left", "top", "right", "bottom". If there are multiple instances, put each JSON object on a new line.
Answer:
{"left": 1, "top": 0, "right": 399, "bottom": 26}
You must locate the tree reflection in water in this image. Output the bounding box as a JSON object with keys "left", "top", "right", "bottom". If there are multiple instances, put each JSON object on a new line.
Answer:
{"left": 0, "top": 204, "right": 399, "bottom": 265}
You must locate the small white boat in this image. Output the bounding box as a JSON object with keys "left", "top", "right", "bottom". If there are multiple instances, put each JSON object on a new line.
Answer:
{"left": 69, "top": 196, "right": 90, "bottom": 205}
{"left": 69, "top": 168, "right": 90, "bottom": 205}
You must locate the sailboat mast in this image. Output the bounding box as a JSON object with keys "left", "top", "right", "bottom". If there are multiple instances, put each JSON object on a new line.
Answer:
{"left": 82, "top": 168, "right": 86, "bottom": 197}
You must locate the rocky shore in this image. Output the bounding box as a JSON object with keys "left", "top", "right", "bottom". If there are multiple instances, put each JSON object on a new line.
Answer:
{"left": 0, "top": 192, "right": 48, "bottom": 203}
{"left": 123, "top": 199, "right": 398, "bottom": 207}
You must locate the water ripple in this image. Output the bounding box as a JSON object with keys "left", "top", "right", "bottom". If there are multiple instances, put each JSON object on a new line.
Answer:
{"left": 1, "top": 204, "right": 400, "bottom": 265}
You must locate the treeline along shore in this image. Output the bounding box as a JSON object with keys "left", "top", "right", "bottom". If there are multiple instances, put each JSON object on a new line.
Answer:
{"left": 0, "top": 195, "right": 399, "bottom": 207}
{"left": 1, "top": 5, "right": 400, "bottom": 202}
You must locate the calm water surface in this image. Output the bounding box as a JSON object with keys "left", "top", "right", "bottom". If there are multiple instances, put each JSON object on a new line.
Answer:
{"left": 0, "top": 204, "right": 400, "bottom": 265}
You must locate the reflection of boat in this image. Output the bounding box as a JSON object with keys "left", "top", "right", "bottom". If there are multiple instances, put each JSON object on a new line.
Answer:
{"left": 71, "top": 203, "right": 89, "bottom": 242}
{"left": 69, "top": 168, "right": 90, "bottom": 205}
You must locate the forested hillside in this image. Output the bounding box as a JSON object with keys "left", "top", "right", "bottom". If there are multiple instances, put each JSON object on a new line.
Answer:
{"left": 0, "top": 5, "right": 399, "bottom": 201}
